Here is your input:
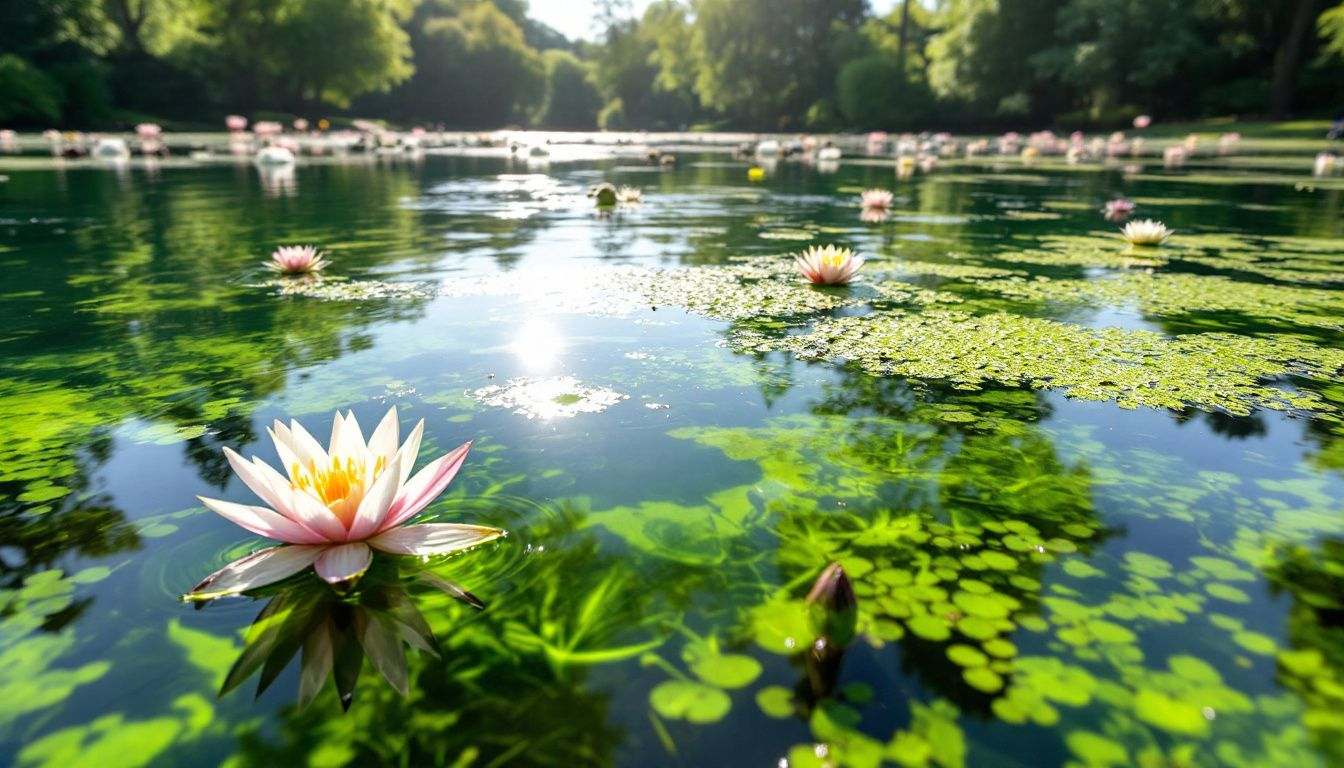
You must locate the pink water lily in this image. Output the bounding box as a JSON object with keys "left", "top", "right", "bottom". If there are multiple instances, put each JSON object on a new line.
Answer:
{"left": 1102, "top": 199, "right": 1135, "bottom": 221}
{"left": 187, "top": 407, "right": 504, "bottom": 600}
{"left": 796, "top": 244, "right": 863, "bottom": 285}
{"left": 267, "top": 245, "right": 329, "bottom": 274}
{"left": 226, "top": 115, "right": 248, "bottom": 132}
{"left": 860, "top": 189, "right": 893, "bottom": 210}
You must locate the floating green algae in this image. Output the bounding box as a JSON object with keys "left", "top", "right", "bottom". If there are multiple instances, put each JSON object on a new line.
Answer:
{"left": 772, "top": 310, "right": 1344, "bottom": 416}
{"left": 981, "top": 272, "right": 1344, "bottom": 331}
{"left": 440, "top": 261, "right": 862, "bottom": 321}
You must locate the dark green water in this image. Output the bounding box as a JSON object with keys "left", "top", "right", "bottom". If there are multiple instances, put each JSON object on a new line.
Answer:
{"left": 2, "top": 144, "right": 1343, "bottom": 768}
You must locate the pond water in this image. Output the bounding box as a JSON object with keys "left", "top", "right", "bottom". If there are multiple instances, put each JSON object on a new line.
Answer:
{"left": 2, "top": 139, "right": 1343, "bottom": 768}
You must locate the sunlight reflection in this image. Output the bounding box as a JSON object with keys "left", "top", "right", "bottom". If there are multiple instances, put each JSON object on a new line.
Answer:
{"left": 508, "top": 318, "right": 566, "bottom": 368}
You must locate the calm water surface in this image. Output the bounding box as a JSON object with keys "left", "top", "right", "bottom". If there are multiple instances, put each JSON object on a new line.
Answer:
{"left": 2, "top": 144, "right": 1343, "bottom": 767}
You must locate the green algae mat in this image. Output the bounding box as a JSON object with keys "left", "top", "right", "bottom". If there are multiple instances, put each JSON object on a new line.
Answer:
{"left": 1, "top": 141, "right": 1344, "bottom": 767}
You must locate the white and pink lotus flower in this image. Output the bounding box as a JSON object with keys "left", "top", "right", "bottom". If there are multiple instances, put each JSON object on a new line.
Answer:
{"left": 1133, "top": 115, "right": 1152, "bottom": 129}
{"left": 226, "top": 115, "right": 248, "bottom": 132}
{"left": 860, "top": 189, "right": 893, "bottom": 210}
{"left": 187, "top": 407, "right": 505, "bottom": 600}
{"left": 267, "top": 245, "right": 329, "bottom": 275}
{"left": 796, "top": 244, "right": 863, "bottom": 285}
{"left": 1121, "top": 219, "right": 1172, "bottom": 246}
{"left": 136, "top": 123, "right": 161, "bottom": 139}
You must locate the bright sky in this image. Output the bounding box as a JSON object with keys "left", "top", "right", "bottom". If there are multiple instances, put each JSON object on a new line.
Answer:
{"left": 529, "top": 0, "right": 903, "bottom": 42}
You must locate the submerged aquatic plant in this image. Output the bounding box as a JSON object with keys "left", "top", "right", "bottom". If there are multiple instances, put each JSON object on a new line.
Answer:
{"left": 1121, "top": 219, "right": 1172, "bottom": 247}
{"left": 860, "top": 189, "right": 894, "bottom": 210}
{"left": 795, "top": 245, "right": 863, "bottom": 286}
{"left": 267, "top": 245, "right": 330, "bottom": 275}
{"left": 186, "top": 407, "right": 505, "bottom": 599}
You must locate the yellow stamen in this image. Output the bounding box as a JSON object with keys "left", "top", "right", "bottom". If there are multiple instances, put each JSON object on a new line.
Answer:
{"left": 290, "top": 454, "right": 387, "bottom": 524}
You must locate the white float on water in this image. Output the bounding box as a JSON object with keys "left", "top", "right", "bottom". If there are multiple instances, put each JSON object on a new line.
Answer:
{"left": 255, "top": 146, "right": 296, "bottom": 166}
{"left": 92, "top": 138, "right": 130, "bottom": 160}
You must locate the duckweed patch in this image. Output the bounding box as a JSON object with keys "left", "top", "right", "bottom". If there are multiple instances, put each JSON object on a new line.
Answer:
{"left": 772, "top": 310, "right": 1344, "bottom": 416}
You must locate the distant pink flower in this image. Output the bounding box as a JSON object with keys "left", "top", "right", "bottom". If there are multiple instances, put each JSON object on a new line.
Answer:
{"left": 1316, "top": 153, "right": 1338, "bottom": 177}
{"left": 186, "top": 407, "right": 505, "bottom": 599}
{"left": 860, "top": 189, "right": 894, "bottom": 210}
{"left": 1164, "top": 145, "right": 1187, "bottom": 168}
{"left": 267, "top": 245, "right": 329, "bottom": 275}
{"left": 136, "top": 123, "right": 161, "bottom": 139}
{"left": 226, "top": 115, "right": 248, "bottom": 132}
{"left": 796, "top": 245, "right": 863, "bottom": 285}
{"left": 253, "top": 121, "right": 283, "bottom": 137}
{"left": 1133, "top": 115, "right": 1152, "bottom": 129}
{"left": 860, "top": 207, "right": 889, "bottom": 224}
{"left": 293, "top": 118, "right": 309, "bottom": 132}
{"left": 1103, "top": 199, "right": 1136, "bottom": 221}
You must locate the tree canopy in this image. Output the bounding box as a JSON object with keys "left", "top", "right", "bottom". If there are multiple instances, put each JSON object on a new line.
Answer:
{"left": 2, "top": 0, "right": 1343, "bottom": 131}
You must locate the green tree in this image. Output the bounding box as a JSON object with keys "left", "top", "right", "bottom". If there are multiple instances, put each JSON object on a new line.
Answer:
{"left": 926, "top": 0, "right": 1063, "bottom": 122}
{"left": 394, "top": 0, "right": 545, "bottom": 127}
{"left": 535, "top": 49, "right": 601, "bottom": 129}
{"left": 0, "top": 55, "right": 64, "bottom": 124}
{"left": 272, "top": 0, "right": 414, "bottom": 110}
{"left": 1031, "top": 0, "right": 1221, "bottom": 122}
{"left": 689, "top": 0, "right": 865, "bottom": 129}
{"left": 590, "top": 1, "right": 697, "bottom": 129}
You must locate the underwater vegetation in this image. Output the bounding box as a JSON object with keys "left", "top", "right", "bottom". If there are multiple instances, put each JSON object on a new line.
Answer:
{"left": 1, "top": 144, "right": 1343, "bottom": 767}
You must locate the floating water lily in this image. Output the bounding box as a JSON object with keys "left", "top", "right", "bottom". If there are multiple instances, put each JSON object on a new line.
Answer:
{"left": 1314, "top": 152, "right": 1337, "bottom": 177}
{"left": 267, "top": 245, "right": 330, "bottom": 275}
{"left": 226, "top": 114, "right": 248, "bottom": 132}
{"left": 1103, "top": 199, "right": 1136, "bottom": 221}
{"left": 589, "top": 182, "right": 618, "bottom": 207}
{"left": 1133, "top": 114, "right": 1152, "bottom": 129}
{"left": 796, "top": 244, "right": 863, "bottom": 285}
{"left": 618, "top": 186, "right": 643, "bottom": 203}
{"left": 896, "top": 156, "right": 915, "bottom": 180}
{"left": 187, "top": 407, "right": 505, "bottom": 600}
{"left": 1121, "top": 219, "right": 1173, "bottom": 246}
{"left": 748, "top": 167, "right": 766, "bottom": 181}
{"left": 860, "top": 189, "right": 893, "bottom": 210}
{"left": 136, "top": 123, "right": 161, "bottom": 139}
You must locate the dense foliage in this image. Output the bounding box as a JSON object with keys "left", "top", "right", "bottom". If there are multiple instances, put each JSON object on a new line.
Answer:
{"left": 3, "top": 0, "right": 1344, "bottom": 130}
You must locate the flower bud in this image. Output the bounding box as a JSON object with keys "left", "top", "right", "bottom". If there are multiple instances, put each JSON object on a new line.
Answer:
{"left": 806, "top": 562, "right": 857, "bottom": 648}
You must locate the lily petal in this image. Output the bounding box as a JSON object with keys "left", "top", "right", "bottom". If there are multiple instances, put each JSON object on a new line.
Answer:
{"left": 185, "top": 545, "right": 323, "bottom": 600}
{"left": 223, "top": 447, "right": 290, "bottom": 513}
{"left": 268, "top": 422, "right": 305, "bottom": 483}
{"left": 347, "top": 453, "right": 403, "bottom": 541}
{"left": 314, "top": 542, "right": 372, "bottom": 584}
{"left": 285, "top": 488, "right": 351, "bottom": 542}
{"left": 367, "top": 407, "right": 400, "bottom": 465}
{"left": 381, "top": 441, "right": 471, "bottom": 530}
{"left": 198, "top": 496, "right": 328, "bottom": 544}
{"left": 330, "top": 410, "right": 366, "bottom": 459}
{"left": 393, "top": 420, "right": 424, "bottom": 487}
{"left": 368, "top": 523, "right": 504, "bottom": 556}
{"left": 288, "top": 418, "right": 329, "bottom": 467}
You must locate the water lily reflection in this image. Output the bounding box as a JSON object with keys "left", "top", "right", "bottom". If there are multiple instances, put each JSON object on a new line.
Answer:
{"left": 212, "top": 557, "right": 486, "bottom": 709}
{"left": 186, "top": 407, "right": 505, "bottom": 600}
